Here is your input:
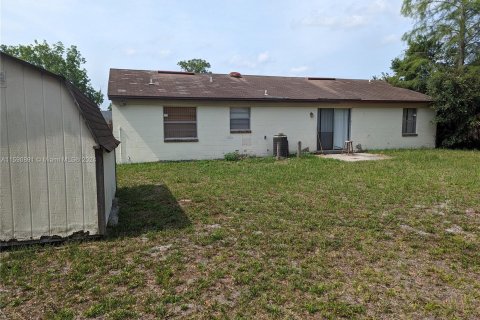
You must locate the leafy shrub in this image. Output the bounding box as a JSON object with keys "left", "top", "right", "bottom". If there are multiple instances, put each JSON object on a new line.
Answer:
{"left": 224, "top": 151, "right": 241, "bottom": 161}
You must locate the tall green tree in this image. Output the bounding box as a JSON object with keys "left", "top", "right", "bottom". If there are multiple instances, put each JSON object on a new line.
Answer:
{"left": 401, "top": 0, "right": 480, "bottom": 68}
{"left": 177, "top": 59, "right": 211, "bottom": 73}
{"left": 386, "top": 35, "right": 441, "bottom": 93}
{"left": 1, "top": 40, "right": 103, "bottom": 105}
{"left": 386, "top": 1, "right": 480, "bottom": 148}
{"left": 428, "top": 67, "right": 480, "bottom": 147}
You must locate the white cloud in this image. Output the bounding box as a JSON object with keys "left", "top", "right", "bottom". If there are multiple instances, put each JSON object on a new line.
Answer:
{"left": 123, "top": 47, "right": 171, "bottom": 58}
{"left": 124, "top": 48, "right": 137, "bottom": 56}
{"left": 229, "top": 54, "right": 256, "bottom": 68}
{"left": 157, "top": 49, "right": 172, "bottom": 58}
{"left": 292, "top": 0, "right": 398, "bottom": 30}
{"left": 294, "top": 11, "right": 369, "bottom": 29}
{"left": 381, "top": 34, "right": 400, "bottom": 44}
{"left": 290, "top": 66, "right": 308, "bottom": 73}
{"left": 229, "top": 51, "right": 271, "bottom": 69}
{"left": 368, "top": 0, "right": 388, "bottom": 13}
{"left": 366, "top": 0, "right": 397, "bottom": 14}
{"left": 257, "top": 51, "right": 270, "bottom": 63}
{"left": 344, "top": 15, "right": 369, "bottom": 28}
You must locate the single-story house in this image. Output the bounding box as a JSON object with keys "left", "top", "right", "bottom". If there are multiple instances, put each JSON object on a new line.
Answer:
{"left": 0, "top": 52, "right": 120, "bottom": 244}
{"left": 108, "top": 69, "right": 435, "bottom": 163}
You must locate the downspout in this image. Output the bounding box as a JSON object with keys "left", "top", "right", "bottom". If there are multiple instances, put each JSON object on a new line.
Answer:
{"left": 118, "top": 126, "right": 123, "bottom": 163}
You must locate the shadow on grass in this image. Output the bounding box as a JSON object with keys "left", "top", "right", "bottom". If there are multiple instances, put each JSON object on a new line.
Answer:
{"left": 107, "top": 183, "right": 190, "bottom": 238}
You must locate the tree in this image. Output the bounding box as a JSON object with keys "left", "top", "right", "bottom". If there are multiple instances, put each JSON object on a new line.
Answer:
{"left": 383, "top": 1, "right": 480, "bottom": 148}
{"left": 177, "top": 59, "right": 211, "bottom": 73}
{"left": 1, "top": 40, "right": 103, "bottom": 105}
{"left": 386, "top": 35, "right": 441, "bottom": 93}
{"left": 401, "top": 0, "right": 480, "bottom": 68}
{"left": 386, "top": 36, "right": 480, "bottom": 148}
{"left": 428, "top": 67, "right": 480, "bottom": 148}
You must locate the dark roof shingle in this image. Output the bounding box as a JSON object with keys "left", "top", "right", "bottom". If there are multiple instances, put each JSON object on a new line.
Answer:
{"left": 108, "top": 68, "right": 431, "bottom": 103}
{"left": 65, "top": 82, "right": 119, "bottom": 152}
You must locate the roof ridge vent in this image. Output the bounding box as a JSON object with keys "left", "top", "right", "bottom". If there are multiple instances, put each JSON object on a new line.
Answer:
{"left": 307, "top": 77, "right": 336, "bottom": 80}
{"left": 229, "top": 71, "right": 242, "bottom": 78}
{"left": 158, "top": 70, "right": 195, "bottom": 75}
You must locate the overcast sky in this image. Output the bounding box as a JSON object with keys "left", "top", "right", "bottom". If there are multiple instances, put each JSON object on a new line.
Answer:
{"left": 1, "top": 0, "right": 413, "bottom": 108}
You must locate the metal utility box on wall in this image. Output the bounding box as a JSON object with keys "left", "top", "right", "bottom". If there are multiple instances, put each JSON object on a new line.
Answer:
{"left": 0, "top": 52, "right": 120, "bottom": 245}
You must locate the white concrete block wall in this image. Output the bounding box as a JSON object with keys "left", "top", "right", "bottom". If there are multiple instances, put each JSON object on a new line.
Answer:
{"left": 113, "top": 102, "right": 318, "bottom": 162}
{"left": 103, "top": 150, "right": 116, "bottom": 222}
{"left": 350, "top": 107, "right": 436, "bottom": 150}
{"left": 112, "top": 100, "right": 436, "bottom": 163}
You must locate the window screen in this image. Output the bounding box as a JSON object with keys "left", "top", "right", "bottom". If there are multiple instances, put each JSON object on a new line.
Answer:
{"left": 230, "top": 107, "right": 250, "bottom": 132}
{"left": 164, "top": 107, "right": 197, "bottom": 140}
{"left": 402, "top": 108, "right": 417, "bottom": 135}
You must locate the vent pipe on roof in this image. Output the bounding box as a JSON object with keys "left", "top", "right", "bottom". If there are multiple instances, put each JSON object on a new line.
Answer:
{"left": 264, "top": 90, "right": 268, "bottom": 96}
{"left": 210, "top": 76, "right": 213, "bottom": 83}
{"left": 157, "top": 70, "right": 195, "bottom": 75}
{"left": 148, "top": 78, "right": 154, "bottom": 85}
{"left": 307, "top": 77, "right": 336, "bottom": 80}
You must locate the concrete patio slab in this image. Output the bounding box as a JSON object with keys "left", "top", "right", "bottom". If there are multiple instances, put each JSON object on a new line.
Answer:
{"left": 317, "top": 153, "right": 392, "bottom": 162}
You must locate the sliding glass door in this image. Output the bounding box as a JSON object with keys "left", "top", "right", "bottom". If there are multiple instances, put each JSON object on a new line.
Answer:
{"left": 318, "top": 108, "right": 351, "bottom": 151}
{"left": 318, "top": 108, "right": 334, "bottom": 150}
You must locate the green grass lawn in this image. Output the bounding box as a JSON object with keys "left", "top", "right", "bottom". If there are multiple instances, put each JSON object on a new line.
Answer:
{"left": 1, "top": 149, "right": 480, "bottom": 319}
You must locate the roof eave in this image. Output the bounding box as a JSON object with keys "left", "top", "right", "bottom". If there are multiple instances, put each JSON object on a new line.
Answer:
{"left": 108, "top": 95, "right": 432, "bottom": 104}
{"left": 66, "top": 83, "right": 120, "bottom": 152}
{"left": 108, "top": 95, "right": 355, "bottom": 103}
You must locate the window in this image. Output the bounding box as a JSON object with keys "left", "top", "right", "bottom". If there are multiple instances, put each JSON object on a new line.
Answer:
{"left": 163, "top": 107, "right": 198, "bottom": 142}
{"left": 230, "top": 107, "right": 251, "bottom": 133}
{"left": 402, "top": 108, "right": 417, "bottom": 136}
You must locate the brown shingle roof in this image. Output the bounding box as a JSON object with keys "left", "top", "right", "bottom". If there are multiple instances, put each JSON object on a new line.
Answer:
{"left": 65, "top": 82, "right": 119, "bottom": 152}
{"left": 108, "top": 68, "right": 431, "bottom": 103}
{"left": 1, "top": 52, "right": 119, "bottom": 152}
